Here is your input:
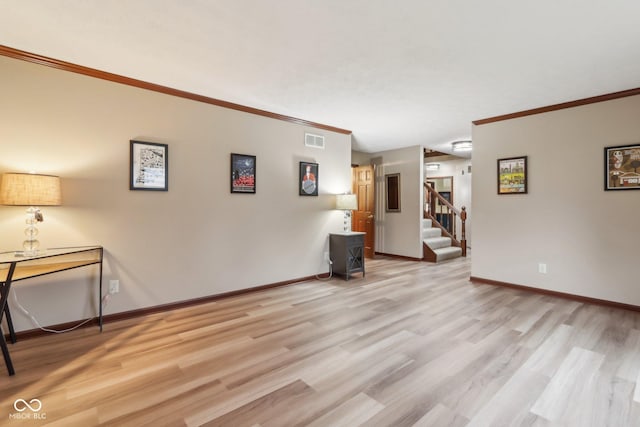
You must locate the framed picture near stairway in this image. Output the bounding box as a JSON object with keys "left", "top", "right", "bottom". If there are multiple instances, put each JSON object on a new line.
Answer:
{"left": 605, "top": 144, "right": 640, "bottom": 190}
{"left": 497, "top": 156, "right": 528, "bottom": 194}
{"left": 385, "top": 173, "right": 401, "bottom": 212}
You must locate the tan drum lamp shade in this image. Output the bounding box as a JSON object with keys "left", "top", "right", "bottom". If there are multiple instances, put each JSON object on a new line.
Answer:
{"left": 0, "top": 173, "right": 62, "bottom": 255}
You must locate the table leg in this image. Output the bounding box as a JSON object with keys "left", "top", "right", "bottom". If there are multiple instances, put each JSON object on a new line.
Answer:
{"left": 0, "top": 331, "right": 15, "bottom": 376}
{"left": 4, "top": 304, "right": 16, "bottom": 344}
{"left": 98, "top": 247, "right": 104, "bottom": 332}
{"left": 0, "top": 263, "right": 17, "bottom": 375}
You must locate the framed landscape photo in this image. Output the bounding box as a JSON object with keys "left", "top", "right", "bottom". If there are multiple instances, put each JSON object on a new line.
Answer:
{"left": 605, "top": 144, "right": 640, "bottom": 190}
{"left": 130, "top": 140, "right": 168, "bottom": 191}
{"left": 230, "top": 153, "right": 256, "bottom": 194}
{"left": 299, "top": 162, "right": 319, "bottom": 196}
{"left": 497, "top": 156, "right": 527, "bottom": 194}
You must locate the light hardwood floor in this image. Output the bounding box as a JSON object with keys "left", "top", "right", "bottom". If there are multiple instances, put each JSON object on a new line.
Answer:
{"left": 2, "top": 256, "right": 640, "bottom": 426}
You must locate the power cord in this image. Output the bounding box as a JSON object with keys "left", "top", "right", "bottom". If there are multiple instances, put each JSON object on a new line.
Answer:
{"left": 11, "top": 289, "right": 111, "bottom": 334}
{"left": 315, "top": 260, "right": 333, "bottom": 281}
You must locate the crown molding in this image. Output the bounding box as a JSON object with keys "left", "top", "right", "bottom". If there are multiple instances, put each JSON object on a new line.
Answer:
{"left": 0, "top": 45, "right": 352, "bottom": 135}
{"left": 473, "top": 87, "right": 640, "bottom": 126}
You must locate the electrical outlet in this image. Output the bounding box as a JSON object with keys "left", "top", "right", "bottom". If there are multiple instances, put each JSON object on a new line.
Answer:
{"left": 109, "top": 279, "right": 120, "bottom": 294}
{"left": 538, "top": 263, "right": 547, "bottom": 274}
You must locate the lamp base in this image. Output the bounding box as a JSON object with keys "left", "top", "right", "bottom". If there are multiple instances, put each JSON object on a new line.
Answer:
{"left": 22, "top": 207, "right": 42, "bottom": 256}
{"left": 22, "top": 239, "right": 42, "bottom": 257}
{"left": 343, "top": 210, "right": 352, "bottom": 233}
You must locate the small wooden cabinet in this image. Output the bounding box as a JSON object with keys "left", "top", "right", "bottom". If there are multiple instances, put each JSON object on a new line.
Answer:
{"left": 329, "top": 232, "right": 365, "bottom": 280}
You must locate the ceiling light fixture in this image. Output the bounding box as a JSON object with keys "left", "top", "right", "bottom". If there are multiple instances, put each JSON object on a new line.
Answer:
{"left": 452, "top": 140, "right": 473, "bottom": 152}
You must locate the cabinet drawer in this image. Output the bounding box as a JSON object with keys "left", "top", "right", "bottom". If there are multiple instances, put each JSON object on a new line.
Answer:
{"left": 344, "top": 234, "right": 364, "bottom": 247}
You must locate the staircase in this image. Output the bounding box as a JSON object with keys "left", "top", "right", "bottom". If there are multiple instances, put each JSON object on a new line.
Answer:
{"left": 422, "top": 218, "right": 463, "bottom": 262}
{"left": 422, "top": 182, "right": 467, "bottom": 263}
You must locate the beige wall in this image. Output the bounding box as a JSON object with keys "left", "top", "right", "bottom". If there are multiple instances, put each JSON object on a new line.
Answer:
{"left": 472, "top": 94, "right": 640, "bottom": 305}
{"left": 351, "top": 150, "right": 372, "bottom": 166}
{"left": 371, "top": 146, "right": 424, "bottom": 258}
{"left": 0, "top": 56, "right": 351, "bottom": 332}
{"left": 351, "top": 147, "right": 424, "bottom": 258}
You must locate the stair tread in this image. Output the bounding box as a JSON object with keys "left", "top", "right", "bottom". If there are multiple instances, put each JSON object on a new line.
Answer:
{"left": 423, "top": 237, "right": 451, "bottom": 244}
{"left": 422, "top": 229, "right": 441, "bottom": 238}
{"left": 423, "top": 235, "right": 453, "bottom": 250}
{"left": 422, "top": 243, "right": 462, "bottom": 263}
{"left": 434, "top": 246, "right": 462, "bottom": 262}
{"left": 434, "top": 246, "right": 462, "bottom": 254}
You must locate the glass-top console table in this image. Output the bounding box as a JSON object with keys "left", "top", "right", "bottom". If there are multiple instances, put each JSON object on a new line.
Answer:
{"left": 0, "top": 246, "right": 103, "bottom": 375}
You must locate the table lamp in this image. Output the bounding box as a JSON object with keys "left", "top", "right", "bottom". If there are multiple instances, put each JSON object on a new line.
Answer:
{"left": 336, "top": 194, "right": 358, "bottom": 232}
{"left": 0, "top": 172, "right": 62, "bottom": 256}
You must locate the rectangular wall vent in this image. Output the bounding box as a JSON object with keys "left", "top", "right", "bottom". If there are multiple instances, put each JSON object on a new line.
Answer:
{"left": 305, "top": 132, "right": 325, "bottom": 149}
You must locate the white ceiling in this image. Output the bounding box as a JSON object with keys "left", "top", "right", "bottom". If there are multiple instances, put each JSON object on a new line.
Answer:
{"left": 1, "top": 1, "right": 639, "bottom": 156}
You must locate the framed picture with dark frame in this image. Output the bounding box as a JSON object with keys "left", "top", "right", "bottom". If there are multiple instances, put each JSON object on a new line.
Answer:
{"left": 497, "top": 156, "right": 528, "bottom": 194}
{"left": 605, "top": 144, "right": 640, "bottom": 190}
{"left": 230, "top": 153, "right": 256, "bottom": 194}
{"left": 299, "top": 162, "right": 319, "bottom": 196}
{"left": 385, "top": 173, "right": 401, "bottom": 212}
{"left": 130, "top": 140, "right": 168, "bottom": 191}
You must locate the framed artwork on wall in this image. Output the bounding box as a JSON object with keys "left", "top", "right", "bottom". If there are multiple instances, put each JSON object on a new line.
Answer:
{"left": 130, "top": 140, "right": 168, "bottom": 191}
{"left": 385, "top": 173, "right": 401, "bottom": 212}
{"left": 497, "top": 156, "right": 528, "bottom": 194}
{"left": 299, "top": 162, "right": 318, "bottom": 196}
{"left": 230, "top": 153, "right": 256, "bottom": 194}
{"left": 605, "top": 144, "right": 640, "bottom": 190}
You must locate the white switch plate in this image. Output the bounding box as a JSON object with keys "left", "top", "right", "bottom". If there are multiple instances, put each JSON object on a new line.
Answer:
{"left": 538, "top": 263, "right": 547, "bottom": 274}
{"left": 109, "top": 279, "right": 120, "bottom": 294}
